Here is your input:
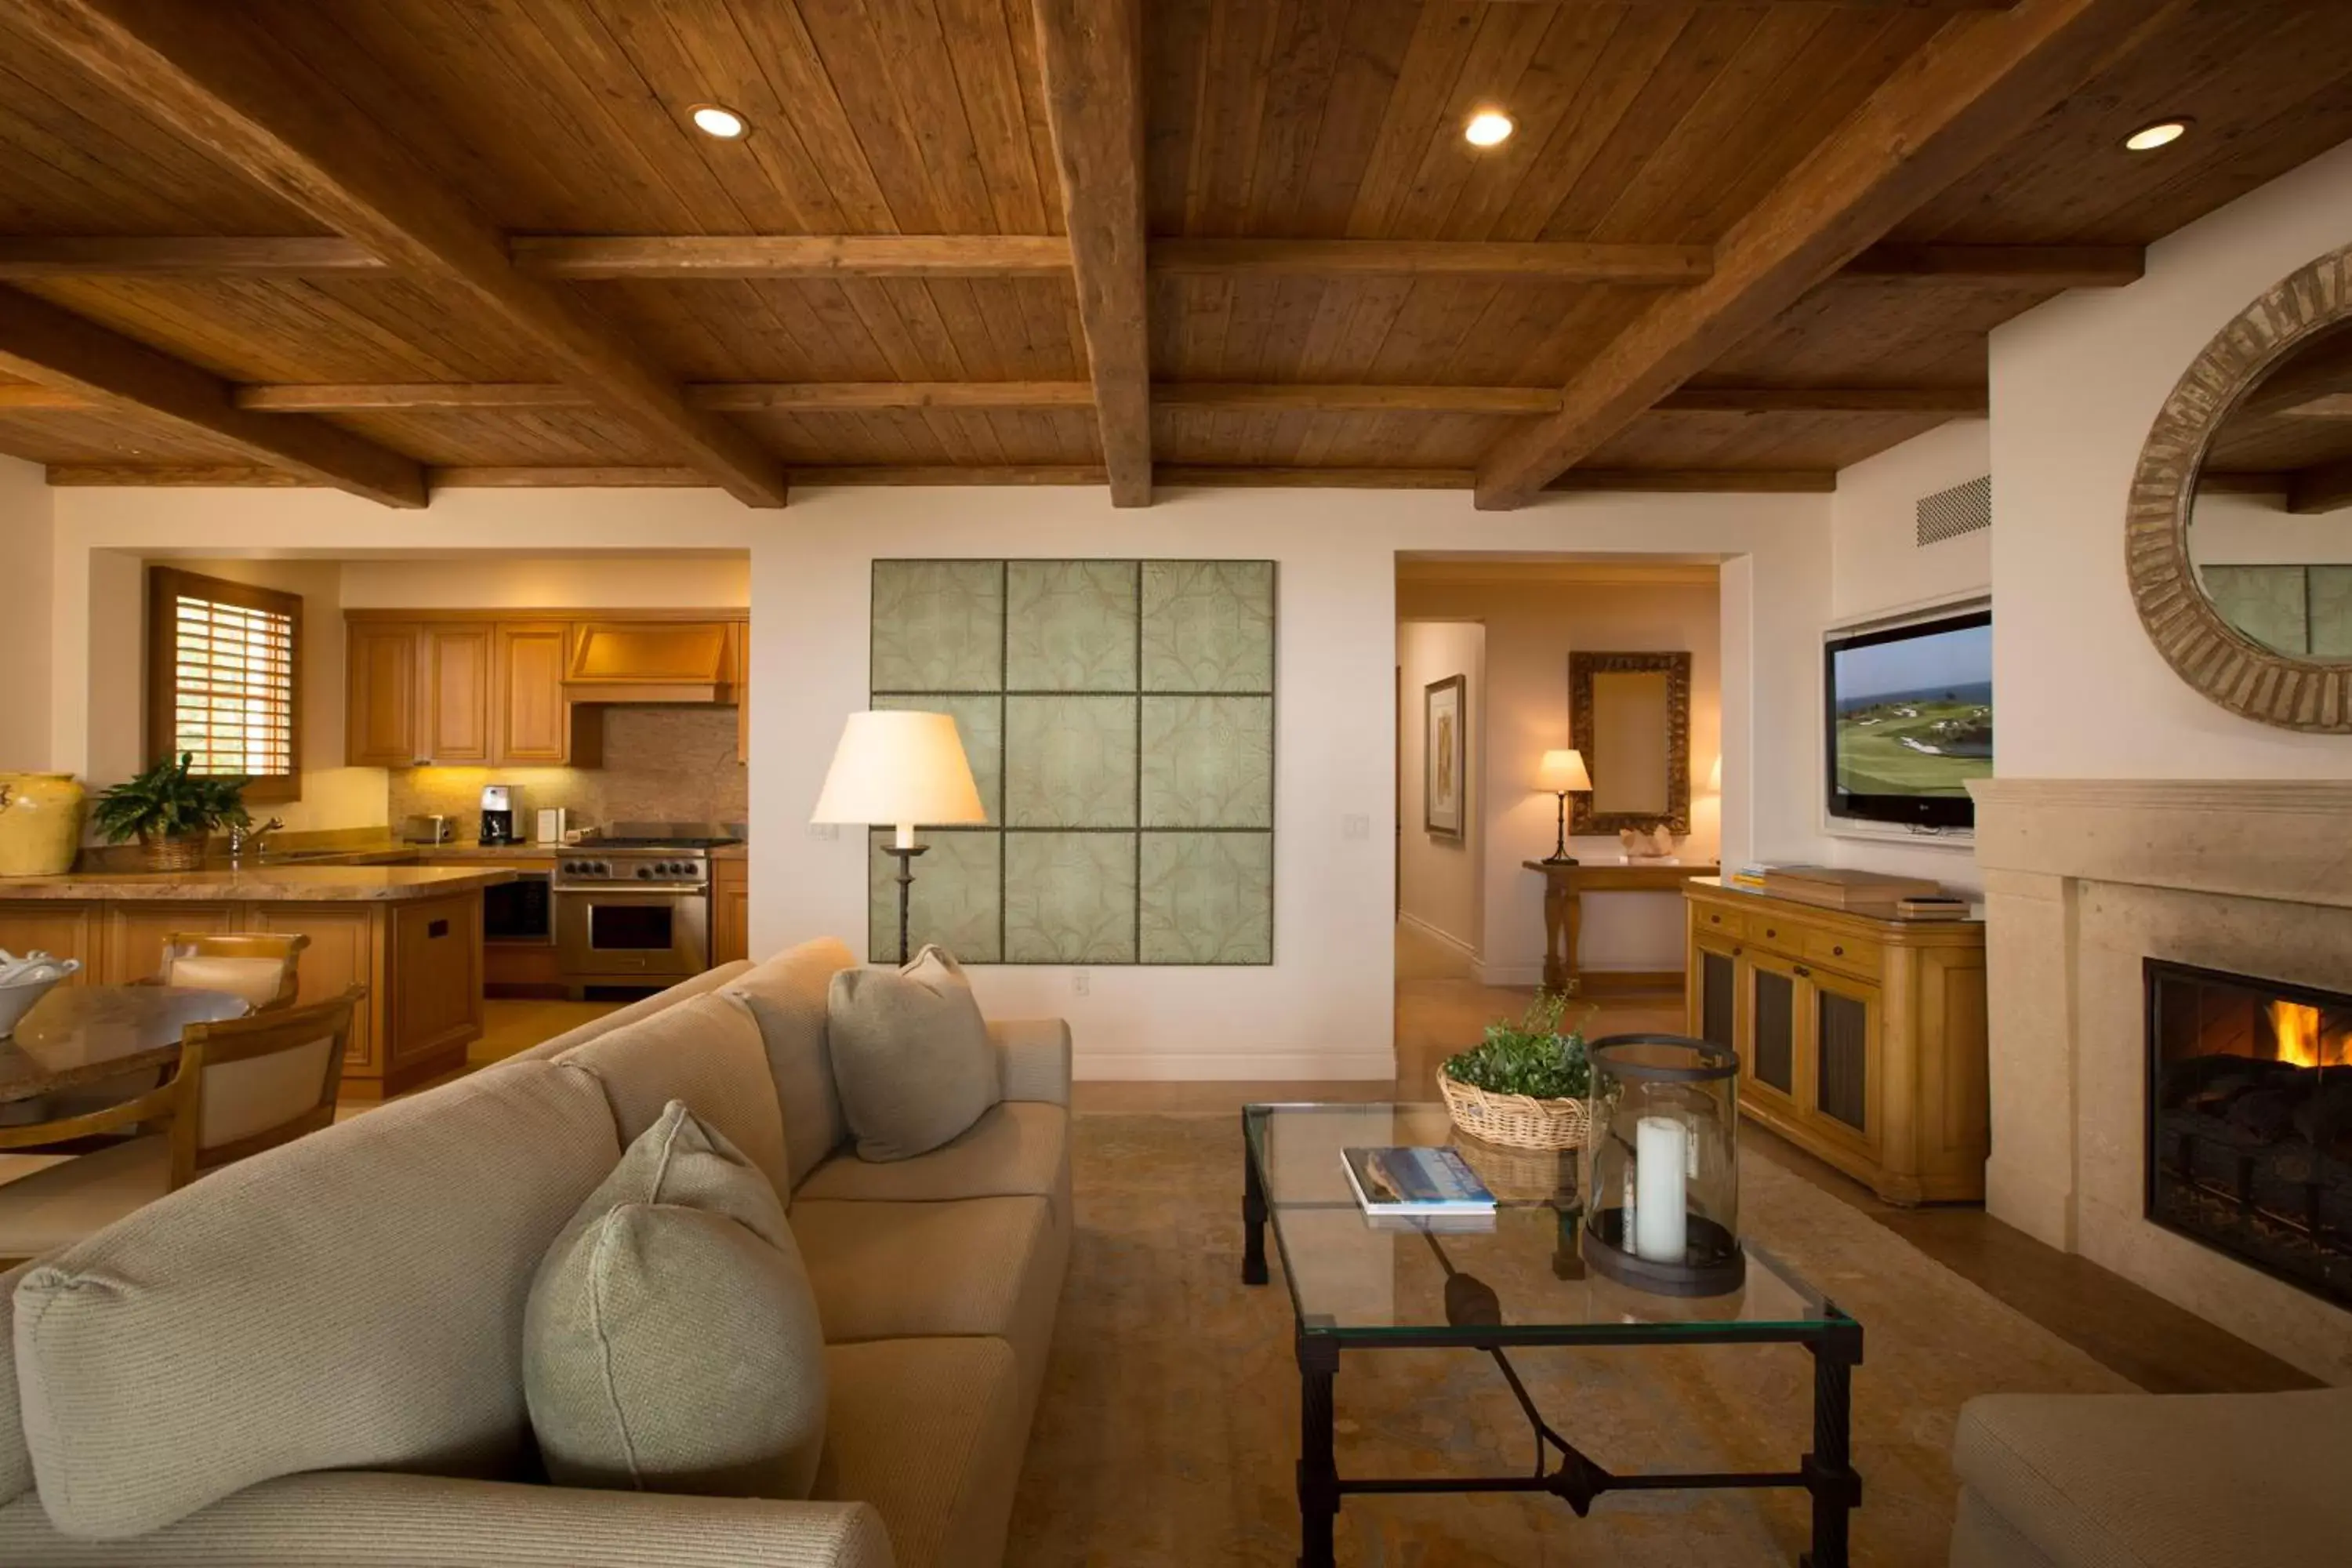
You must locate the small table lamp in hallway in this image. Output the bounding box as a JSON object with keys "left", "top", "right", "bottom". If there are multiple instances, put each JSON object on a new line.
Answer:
{"left": 1535, "top": 749, "right": 1591, "bottom": 866}
{"left": 812, "top": 710, "right": 988, "bottom": 964}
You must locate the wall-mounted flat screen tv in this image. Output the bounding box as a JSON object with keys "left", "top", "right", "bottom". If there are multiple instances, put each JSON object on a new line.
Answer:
{"left": 1824, "top": 607, "right": 1991, "bottom": 830}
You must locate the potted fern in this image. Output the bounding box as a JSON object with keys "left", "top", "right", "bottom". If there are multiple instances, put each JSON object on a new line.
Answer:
{"left": 1439, "top": 989, "right": 1600, "bottom": 1151}
{"left": 90, "top": 753, "right": 251, "bottom": 873}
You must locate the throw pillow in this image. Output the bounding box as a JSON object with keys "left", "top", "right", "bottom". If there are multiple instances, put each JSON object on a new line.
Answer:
{"left": 523, "top": 1100, "right": 827, "bottom": 1498}
{"left": 725, "top": 935, "right": 858, "bottom": 1188}
{"left": 826, "top": 945, "right": 1000, "bottom": 1162}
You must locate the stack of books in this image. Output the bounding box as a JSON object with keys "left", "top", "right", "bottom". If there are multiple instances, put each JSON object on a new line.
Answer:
{"left": 1341, "top": 1146, "right": 1497, "bottom": 1230}
{"left": 1729, "top": 863, "right": 1771, "bottom": 891}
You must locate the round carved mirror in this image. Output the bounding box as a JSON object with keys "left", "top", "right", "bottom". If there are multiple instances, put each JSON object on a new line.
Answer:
{"left": 2129, "top": 244, "right": 2352, "bottom": 730}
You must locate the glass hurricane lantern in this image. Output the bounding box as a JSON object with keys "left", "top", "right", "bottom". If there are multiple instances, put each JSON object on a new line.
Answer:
{"left": 1581, "top": 1034, "right": 1745, "bottom": 1298}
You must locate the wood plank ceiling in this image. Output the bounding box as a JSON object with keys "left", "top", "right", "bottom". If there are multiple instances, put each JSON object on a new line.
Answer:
{"left": 0, "top": 0, "right": 2347, "bottom": 506}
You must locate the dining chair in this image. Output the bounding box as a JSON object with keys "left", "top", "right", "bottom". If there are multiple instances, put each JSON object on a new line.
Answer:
{"left": 159, "top": 931, "right": 311, "bottom": 1013}
{"left": 0, "top": 985, "right": 364, "bottom": 1266}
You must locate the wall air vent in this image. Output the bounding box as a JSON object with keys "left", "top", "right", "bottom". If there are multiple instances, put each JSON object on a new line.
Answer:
{"left": 1916, "top": 475, "right": 1991, "bottom": 547}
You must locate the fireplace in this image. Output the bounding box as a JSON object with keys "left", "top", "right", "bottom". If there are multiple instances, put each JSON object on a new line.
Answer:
{"left": 2145, "top": 959, "right": 2352, "bottom": 1310}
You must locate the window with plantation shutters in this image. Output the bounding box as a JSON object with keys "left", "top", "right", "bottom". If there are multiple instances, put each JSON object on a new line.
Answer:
{"left": 147, "top": 567, "right": 303, "bottom": 804}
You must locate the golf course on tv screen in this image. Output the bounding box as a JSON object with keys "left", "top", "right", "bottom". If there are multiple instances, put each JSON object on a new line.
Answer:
{"left": 1831, "top": 621, "right": 1992, "bottom": 799}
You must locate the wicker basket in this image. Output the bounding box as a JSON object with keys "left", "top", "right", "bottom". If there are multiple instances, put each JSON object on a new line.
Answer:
{"left": 1438, "top": 1069, "right": 1592, "bottom": 1152}
{"left": 137, "top": 829, "right": 209, "bottom": 873}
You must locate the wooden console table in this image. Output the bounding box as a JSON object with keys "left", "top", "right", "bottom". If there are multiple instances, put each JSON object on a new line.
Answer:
{"left": 1523, "top": 859, "right": 1719, "bottom": 995}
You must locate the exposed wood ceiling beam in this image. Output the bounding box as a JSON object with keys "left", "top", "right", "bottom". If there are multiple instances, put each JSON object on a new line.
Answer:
{"left": 1481, "top": 2, "right": 2012, "bottom": 9}
{"left": 1475, "top": 0, "right": 2190, "bottom": 510}
{"left": 0, "top": 286, "right": 423, "bottom": 506}
{"left": 2278, "top": 393, "right": 2352, "bottom": 419}
{"left": 13, "top": 380, "right": 1988, "bottom": 416}
{"left": 2242, "top": 331, "right": 2352, "bottom": 419}
{"left": 14, "top": 0, "right": 789, "bottom": 507}
{"left": 47, "top": 462, "right": 1837, "bottom": 494}
{"left": 506, "top": 235, "right": 1073, "bottom": 279}
{"left": 1147, "top": 239, "right": 1713, "bottom": 284}
{"left": 1032, "top": 0, "right": 1152, "bottom": 506}
{"left": 0, "top": 234, "right": 2145, "bottom": 291}
{"left": 2288, "top": 457, "right": 2352, "bottom": 515}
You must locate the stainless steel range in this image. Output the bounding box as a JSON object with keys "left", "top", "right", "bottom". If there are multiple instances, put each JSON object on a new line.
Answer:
{"left": 553, "top": 822, "right": 742, "bottom": 996}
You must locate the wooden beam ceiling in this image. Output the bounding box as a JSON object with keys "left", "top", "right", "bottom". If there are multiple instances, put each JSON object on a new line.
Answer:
{"left": 0, "top": 286, "right": 423, "bottom": 506}
{"left": 1474, "top": 0, "right": 2191, "bottom": 510}
{"left": 0, "top": 234, "right": 2141, "bottom": 289}
{"left": 11, "top": 0, "right": 790, "bottom": 507}
{"left": 1033, "top": 0, "right": 1152, "bottom": 508}
{"left": 11, "top": 381, "right": 1987, "bottom": 416}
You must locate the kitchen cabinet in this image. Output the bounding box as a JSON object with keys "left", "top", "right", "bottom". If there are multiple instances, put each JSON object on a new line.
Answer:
{"left": 713, "top": 857, "right": 750, "bottom": 965}
{"left": 0, "top": 887, "right": 488, "bottom": 1097}
{"left": 495, "top": 622, "right": 598, "bottom": 766}
{"left": 1685, "top": 880, "right": 1987, "bottom": 1205}
{"left": 347, "top": 619, "right": 607, "bottom": 768}
{"left": 423, "top": 624, "right": 493, "bottom": 765}
{"left": 346, "top": 622, "right": 421, "bottom": 766}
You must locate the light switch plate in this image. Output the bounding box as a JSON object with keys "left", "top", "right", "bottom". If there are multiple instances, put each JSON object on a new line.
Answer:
{"left": 808, "top": 823, "right": 839, "bottom": 840}
{"left": 1341, "top": 814, "right": 1370, "bottom": 841}
{"left": 1072, "top": 969, "right": 1091, "bottom": 996}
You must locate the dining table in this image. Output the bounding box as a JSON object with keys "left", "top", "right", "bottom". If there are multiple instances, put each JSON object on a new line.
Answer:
{"left": 0, "top": 985, "right": 252, "bottom": 1108}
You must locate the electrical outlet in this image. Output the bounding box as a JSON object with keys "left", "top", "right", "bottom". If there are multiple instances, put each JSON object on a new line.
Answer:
{"left": 1341, "top": 813, "right": 1371, "bottom": 841}
{"left": 807, "top": 822, "right": 839, "bottom": 840}
{"left": 1072, "top": 969, "right": 1091, "bottom": 996}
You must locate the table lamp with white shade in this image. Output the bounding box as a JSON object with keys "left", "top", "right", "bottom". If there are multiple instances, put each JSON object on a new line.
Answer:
{"left": 1534, "top": 748, "right": 1592, "bottom": 866}
{"left": 811, "top": 710, "right": 988, "bottom": 964}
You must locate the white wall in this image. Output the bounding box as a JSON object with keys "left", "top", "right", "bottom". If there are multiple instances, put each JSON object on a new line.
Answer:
{"left": 339, "top": 555, "right": 749, "bottom": 609}
{"left": 1396, "top": 619, "right": 1484, "bottom": 956}
{"left": 1991, "top": 136, "right": 2352, "bottom": 779}
{"left": 1397, "top": 574, "right": 1722, "bottom": 980}
{"left": 760, "top": 484, "right": 1830, "bottom": 1079}
{"left": 1825, "top": 420, "right": 1993, "bottom": 891}
{"left": 2188, "top": 489, "right": 2352, "bottom": 564}
{"left": 0, "top": 456, "right": 53, "bottom": 772}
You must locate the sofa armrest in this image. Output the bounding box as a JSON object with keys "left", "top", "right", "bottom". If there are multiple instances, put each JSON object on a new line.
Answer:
{"left": 0, "top": 1473, "right": 894, "bottom": 1568}
{"left": 988, "top": 1017, "right": 1071, "bottom": 1106}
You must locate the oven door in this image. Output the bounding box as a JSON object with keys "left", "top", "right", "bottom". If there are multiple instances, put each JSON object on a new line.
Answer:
{"left": 554, "top": 888, "right": 709, "bottom": 982}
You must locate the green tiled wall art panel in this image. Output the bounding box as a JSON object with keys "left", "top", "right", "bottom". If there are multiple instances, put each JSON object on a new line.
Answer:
{"left": 871, "top": 559, "right": 1275, "bottom": 965}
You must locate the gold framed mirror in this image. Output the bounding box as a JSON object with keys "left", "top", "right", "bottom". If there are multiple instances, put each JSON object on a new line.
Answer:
{"left": 2129, "top": 243, "right": 2352, "bottom": 730}
{"left": 1569, "top": 651, "right": 1692, "bottom": 834}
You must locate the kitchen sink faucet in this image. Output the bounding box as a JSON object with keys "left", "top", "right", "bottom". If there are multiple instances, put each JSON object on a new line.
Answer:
{"left": 228, "top": 817, "right": 286, "bottom": 864}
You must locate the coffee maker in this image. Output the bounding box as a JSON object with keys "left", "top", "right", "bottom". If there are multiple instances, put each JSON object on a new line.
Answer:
{"left": 479, "top": 785, "right": 518, "bottom": 847}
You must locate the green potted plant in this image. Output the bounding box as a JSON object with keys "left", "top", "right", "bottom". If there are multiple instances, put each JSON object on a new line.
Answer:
{"left": 1439, "top": 989, "right": 1600, "bottom": 1151}
{"left": 90, "top": 753, "right": 251, "bottom": 873}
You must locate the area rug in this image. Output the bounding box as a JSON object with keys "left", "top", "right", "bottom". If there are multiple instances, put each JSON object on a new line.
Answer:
{"left": 1004, "top": 1113, "right": 2132, "bottom": 1566}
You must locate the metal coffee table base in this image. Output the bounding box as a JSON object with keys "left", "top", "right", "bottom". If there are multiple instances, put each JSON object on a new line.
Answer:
{"left": 1242, "top": 1137, "right": 1864, "bottom": 1567}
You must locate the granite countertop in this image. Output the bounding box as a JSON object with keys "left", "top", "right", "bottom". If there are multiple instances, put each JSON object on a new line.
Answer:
{"left": 0, "top": 865, "right": 517, "bottom": 902}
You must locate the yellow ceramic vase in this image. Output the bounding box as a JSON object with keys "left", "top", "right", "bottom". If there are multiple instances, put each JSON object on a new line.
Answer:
{"left": 0, "top": 773, "right": 85, "bottom": 878}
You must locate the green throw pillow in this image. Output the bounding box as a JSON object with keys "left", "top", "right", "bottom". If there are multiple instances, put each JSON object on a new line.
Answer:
{"left": 524, "top": 1100, "right": 827, "bottom": 1497}
{"left": 826, "top": 945, "right": 1000, "bottom": 1162}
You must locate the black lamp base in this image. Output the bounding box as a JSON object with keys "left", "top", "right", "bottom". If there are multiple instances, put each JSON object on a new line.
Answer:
{"left": 879, "top": 842, "right": 929, "bottom": 965}
{"left": 1541, "top": 790, "right": 1578, "bottom": 866}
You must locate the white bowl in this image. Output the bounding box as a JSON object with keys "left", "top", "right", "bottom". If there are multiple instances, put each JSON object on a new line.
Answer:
{"left": 0, "top": 961, "right": 78, "bottom": 1039}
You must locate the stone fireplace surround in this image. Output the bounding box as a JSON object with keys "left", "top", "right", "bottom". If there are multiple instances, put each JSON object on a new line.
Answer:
{"left": 1970, "top": 779, "right": 2352, "bottom": 1385}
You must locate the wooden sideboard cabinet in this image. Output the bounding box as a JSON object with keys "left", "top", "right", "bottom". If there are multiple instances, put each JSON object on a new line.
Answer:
{"left": 1684, "top": 879, "right": 1988, "bottom": 1205}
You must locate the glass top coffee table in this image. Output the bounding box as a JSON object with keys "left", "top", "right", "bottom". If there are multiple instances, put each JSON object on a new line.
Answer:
{"left": 1242, "top": 1102, "right": 1863, "bottom": 1567}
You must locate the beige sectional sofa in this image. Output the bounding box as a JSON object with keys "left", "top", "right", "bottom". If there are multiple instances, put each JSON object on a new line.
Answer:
{"left": 0, "top": 937, "right": 1072, "bottom": 1568}
{"left": 1951, "top": 1388, "right": 2352, "bottom": 1568}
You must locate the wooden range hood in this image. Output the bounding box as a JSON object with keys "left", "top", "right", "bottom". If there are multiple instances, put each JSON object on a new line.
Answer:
{"left": 564, "top": 619, "right": 739, "bottom": 704}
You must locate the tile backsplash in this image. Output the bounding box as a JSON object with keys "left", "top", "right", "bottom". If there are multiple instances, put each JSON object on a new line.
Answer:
{"left": 389, "top": 706, "right": 747, "bottom": 834}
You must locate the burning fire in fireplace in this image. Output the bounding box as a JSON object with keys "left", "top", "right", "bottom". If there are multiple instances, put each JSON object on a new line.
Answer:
{"left": 2269, "top": 1000, "right": 2352, "bottom": 1070}
{"left": 2145, "top": 960, "right": 2352, "bottom": 1312}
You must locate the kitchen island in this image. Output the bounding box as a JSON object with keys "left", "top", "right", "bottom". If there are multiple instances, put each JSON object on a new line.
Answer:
{"left": 0, "top": 864, "right": 514, "bottom": 1098}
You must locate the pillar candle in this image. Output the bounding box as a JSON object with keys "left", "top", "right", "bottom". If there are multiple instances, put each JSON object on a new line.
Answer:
{"left": 1633, "top": 1115, "right": 1689, "bottom": 1263}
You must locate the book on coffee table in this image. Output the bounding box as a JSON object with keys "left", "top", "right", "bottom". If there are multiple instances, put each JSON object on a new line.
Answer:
{"left": 1341, "top": 1146, "right": 1497, "bottom": 1217}
{"left": 1762, "top": 865, "right": 1943, "bottom": 911}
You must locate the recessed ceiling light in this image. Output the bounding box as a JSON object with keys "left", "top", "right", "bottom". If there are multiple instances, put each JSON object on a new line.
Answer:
{"left": 690, "top": 104, "right": 749, "bottom": 140}
{"left": 1465, "top": 110, "right": 1514, "bottom": 148}
{"left": 2124, "top": 118, "right": 2190, "bottom": 152}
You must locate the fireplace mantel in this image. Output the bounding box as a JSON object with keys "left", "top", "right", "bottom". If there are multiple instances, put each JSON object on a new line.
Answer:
{"left": 1966, "top": 777, "right": 2352, "bottom": 1385}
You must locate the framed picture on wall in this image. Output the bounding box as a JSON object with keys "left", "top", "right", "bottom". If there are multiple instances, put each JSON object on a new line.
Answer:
{"left": 1424, "top": 674, "right": 1465, "bottom": 840}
